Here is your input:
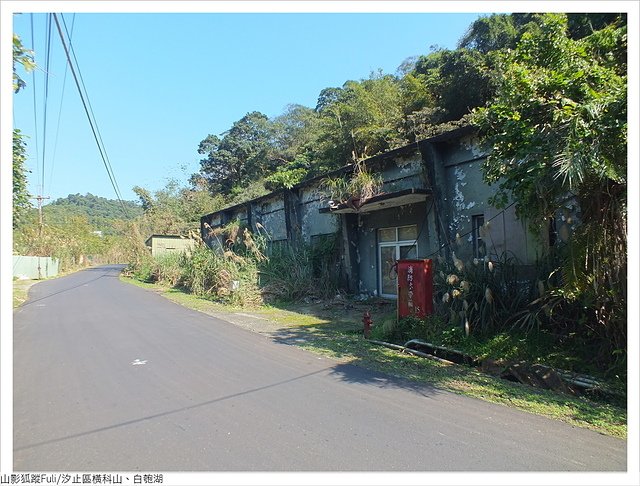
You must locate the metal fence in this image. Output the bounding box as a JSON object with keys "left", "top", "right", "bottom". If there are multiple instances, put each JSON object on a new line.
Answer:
{"left": 13, "top": 255, "right": 60, "bottom": 280}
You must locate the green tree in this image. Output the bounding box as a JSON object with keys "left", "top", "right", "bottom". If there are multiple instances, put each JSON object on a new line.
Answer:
{"left": 13, "top": 129, "right": 31, "bottom": 229}
{"left": 13, "top": 34, "right": 35, "bottom": 229}
{"left": 413, "top": 47, "right": 493, "bottom": 124}
{"left": 472, "top": 14, "right": 627, "bottom": 364}
{"left": 458, "top": 14, "right": 522, "bottom": 54}
{"left": 566, "top": 13, "right": 626, "bottom": 39}
{"left": 134, "top": 179, "right": 224, "bottom": 236}
{"left": 313, "top": 72, "right": 406, "bottom": 167}
{"left": 40, "top": 193, "right": 142, "bottom": 235}
{"left": 197, "top": 111, "right": 273, "bottom": 194}
{"left": 13, "top": 34, "right": 35, "bottom": 93}
{"left": 264, "top": 104, "right": 321, "bottom": 190}
{"left": 14, "top": 213, "right": 114, "bottom": 269}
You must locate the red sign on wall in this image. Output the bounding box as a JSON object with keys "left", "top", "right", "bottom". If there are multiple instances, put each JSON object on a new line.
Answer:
{"left": 397, "top": 259, "right": 433, "bottom": 319}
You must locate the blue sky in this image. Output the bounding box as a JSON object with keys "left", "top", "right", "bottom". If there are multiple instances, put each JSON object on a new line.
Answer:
{"left": 11, "top": 10, "right": 482, "bottom": 204}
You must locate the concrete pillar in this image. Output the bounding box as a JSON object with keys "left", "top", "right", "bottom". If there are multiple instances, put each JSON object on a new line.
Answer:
{"left": 340, "top": 213, "right": 360, "bottom": 293}
{"left": 420, "top": 141, "right": 450, "bottom": 259}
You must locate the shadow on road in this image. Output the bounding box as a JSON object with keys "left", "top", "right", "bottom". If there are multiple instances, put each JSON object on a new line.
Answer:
{"left": 82, "top": 264, "right": 127, "bottom": 273}
{"left": 270, "top": 325, "right": 442, "bottom": 399}
{"left": 328, "top": 362, "right": 441, "bottom": 398}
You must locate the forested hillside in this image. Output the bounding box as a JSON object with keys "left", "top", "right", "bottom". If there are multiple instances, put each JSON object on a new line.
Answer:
{"left": 41, "top": 193, "right": 142, "bottom": 234}
{"left": 14, "top": 193, "right": 144, "bottom": 269}
{"left": 191, "top": 13, "right": 626, "bottom": 207}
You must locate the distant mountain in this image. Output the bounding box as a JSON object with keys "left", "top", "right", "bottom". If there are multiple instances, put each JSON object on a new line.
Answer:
{"left": 40, "top": 193, "right": 143, "bottom": 234}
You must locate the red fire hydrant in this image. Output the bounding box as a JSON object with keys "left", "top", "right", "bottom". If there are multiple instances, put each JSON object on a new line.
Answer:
{"left": 363, "top": 311, "right": 373, "bottom": 339}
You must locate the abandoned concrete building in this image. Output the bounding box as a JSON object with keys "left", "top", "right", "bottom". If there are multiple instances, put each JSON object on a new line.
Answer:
{"left": 200, "top": 126, "right": 542, "bottom": 299}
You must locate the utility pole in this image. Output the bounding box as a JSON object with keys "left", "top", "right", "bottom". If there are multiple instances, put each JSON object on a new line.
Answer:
{"left": 31, "top": 194, "right": 50, "bottom": 236}
{"left": 29, "top": 194, "right": 50, "bottom": 278}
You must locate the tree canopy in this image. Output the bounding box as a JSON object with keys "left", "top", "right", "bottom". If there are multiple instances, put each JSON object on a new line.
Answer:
{"left": 473, "top": 13, "right": 626, "bottom": 222}
{"left": 133, "top": 179, "right": 224, "bottom": 236}
{"left": 472, "top": 13, "right": 627, "bottom": 363}
{"left": 13, "top": 129, "right": 31, "bottom": 229}
{"left": 12, "top": 34, "right": 34, "bottom": 229}
{"left": 197, "top": 111, "right": 274, "bottom": 194}
{"left": 191, "top": 13, "right": 627, "bottom": 204}
{"left": 42, "top": 193, "right": 143, "bottom": 234}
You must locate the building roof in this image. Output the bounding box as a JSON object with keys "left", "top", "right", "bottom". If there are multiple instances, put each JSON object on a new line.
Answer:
{"left": 319, "top": 188, "right": 431, "bottom": 214}
{"left": 200, "top": 125, "right": 476, "bottom": 221}
{"left": 144, "top": 234, "right": 192, "bottom": 246}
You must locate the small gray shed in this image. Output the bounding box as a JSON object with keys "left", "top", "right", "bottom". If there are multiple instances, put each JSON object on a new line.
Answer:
{"left": 145, "top": 235, "right": 195, "bottom": 257}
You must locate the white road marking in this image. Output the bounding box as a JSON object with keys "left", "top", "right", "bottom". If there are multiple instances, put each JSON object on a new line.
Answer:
{"left": 131, "top": 359, "right": 148, "bottom": 366}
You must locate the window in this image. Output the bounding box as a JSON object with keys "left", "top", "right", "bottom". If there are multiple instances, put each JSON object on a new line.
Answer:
{"left": 472, "top": 215, "right": 486, "bottom": 258}
{"left": 378, "top": 225, "right": 418, "bottom": 298}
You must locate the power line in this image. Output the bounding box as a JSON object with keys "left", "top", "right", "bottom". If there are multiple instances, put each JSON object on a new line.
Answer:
{"left": 60, "top": 14, "right": 127, "bottom": 207}
{"left": 30, "top": 13, "right": 41, "bottom": 191}
{"left": 41, "top": 13, "right": 53, "bottom": 195}
{"left": 49, "top": 13, "right": 76, "bottom": 196}
{"left": 52, "top": 13, "right": 130, "bottom": 219}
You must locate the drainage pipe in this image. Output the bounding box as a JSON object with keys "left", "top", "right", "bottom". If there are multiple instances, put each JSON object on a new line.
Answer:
{"left": 367, "top": 339, "right": 455, "bottom": 365}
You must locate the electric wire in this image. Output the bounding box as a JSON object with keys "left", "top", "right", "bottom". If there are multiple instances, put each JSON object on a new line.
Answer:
{"left": 52, "top": 13, "right": 130, "bottom": 218}
{"left": 30, "top": 13, "right": 41, "bottom": 192}
{"left": 60, "top": 14, "right": 127, "bottom": 207}
{"left": 41, "top": 13, "right": 53, "bottom": 195}
{"left": 49, "top": 13, "right": 76, "bottom": 196}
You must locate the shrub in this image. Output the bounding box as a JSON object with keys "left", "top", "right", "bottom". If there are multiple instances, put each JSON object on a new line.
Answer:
{"left": 434, "top": 252, "right": 537, "bottom": 337}
{"left": 154, "top": 252, "right": 184, "bottom": 287}
{"left": 179, "top": 243, "right": 263, "bottom": 306}
{"left": 128, "top": 254, "right": 158, "bottom": 283}
{"left": 259, "top": 236, "right": 340, "bottom": 302}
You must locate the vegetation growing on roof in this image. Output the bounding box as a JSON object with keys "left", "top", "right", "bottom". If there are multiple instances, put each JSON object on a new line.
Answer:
{"left": 321, "top": 160, "right": 384, "bottom": 209}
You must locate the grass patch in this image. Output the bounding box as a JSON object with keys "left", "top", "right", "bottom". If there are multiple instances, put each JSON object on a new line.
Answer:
{"left": 120, "top": 276, "right": 626, "bottom": 439}
{"left": 13, "top": 278, "right": 37, "bottom": 308}
{"left": 291, "top": 331, "right": 627, "bottom": 439}
{"left": 13, "top": 265, "right": 101, "bottom": 308}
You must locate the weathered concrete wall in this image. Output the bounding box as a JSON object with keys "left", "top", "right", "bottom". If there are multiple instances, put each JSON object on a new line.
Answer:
{"left": 13, "top": 255, "right": 59, "bottom": 279}
{"left": 298, "top": 182, "right": 340, "bottom": 241}
{"left": 233, "top": 207, "right": 248, "bottom": 226}
{"left": 442, "top": 156, "right": 489, "bottom": 259}
{"left": 356, "top": 201, "right": 438, "bottom": 296}
{"left": 379, "top": 153, "right": 425, "bottom": 193}
{"left": 150, "top": 237, "right": 195, "bottom": 257}
{"left": 254, "top": 195, "right": 288, "bottom": 241}
{"left": 340, "top": 149, "right": 435, "bottom": 294}
{"left": 436, "top": 134, "right": 539, "bottom": 264}
{"left": 484, "top": 204, "right": 541, "bottom": 264}
{"left": 200, "top": 184, "right": 343, "bottom": 248}
{"left": 199, "top": 129, "right": 545, "bottom": 295}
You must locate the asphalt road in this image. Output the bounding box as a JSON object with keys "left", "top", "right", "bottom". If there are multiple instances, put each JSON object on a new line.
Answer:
{"left": 13, "top": 265, "right": 626, "bottom": 471}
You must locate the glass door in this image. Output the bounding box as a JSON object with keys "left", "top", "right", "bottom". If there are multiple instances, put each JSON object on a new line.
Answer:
{"left": 380, "top": 245, "right": 398, "bottom": 297}
{"left": 378, "top": 225, "right": 418, "bottom": 298}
